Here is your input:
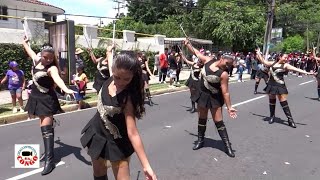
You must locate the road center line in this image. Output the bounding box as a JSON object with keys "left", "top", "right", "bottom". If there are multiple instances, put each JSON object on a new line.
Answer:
{"left": 6, "top": 161, "right": 65, "bottom": 180}
{"left": 231, "top": 95, "right": 267, "bottom": 108}
{"left": 299, "top": 80, "right": 314, "bottom": 86}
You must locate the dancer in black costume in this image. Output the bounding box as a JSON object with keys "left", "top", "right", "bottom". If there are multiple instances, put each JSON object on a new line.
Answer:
{"left": 184, "top": 40, "right": 237, "bottom": 157}
{"left": 138, "top": 52, "right": 154, "bottom": 106}
{"left": 254, "top": 63, "right": 269, "bottom": 94}
{"left": 312, "top": 47, "right": 320, "bottom": 101}
{"left": 22, "top": 37, "right": 75, "bottom": 175}
{"left": 88, "top": 48, "right": 110, "bottom": 93}
{"left": 255, "top": 48, "right": 314, "bottom": 128}
{"left": 181, "top": 53, "right": 203, "bottom": 113}
{"left": 80, "top": 45, "right": 157, "bottom": 180}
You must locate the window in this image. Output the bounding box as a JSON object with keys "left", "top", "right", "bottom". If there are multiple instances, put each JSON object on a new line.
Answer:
{"left": 43, "top": 13, "right": 52, "bottom": 29}
{"left": 0, "top": 6, "right": 8, "bottom": 20}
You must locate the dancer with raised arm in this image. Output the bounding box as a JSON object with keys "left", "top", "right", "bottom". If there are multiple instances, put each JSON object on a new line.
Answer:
{"left": 255, "top": 48, "right": 314, "bottom": 128}
{"left": 22, "top": 37, "right": 75, "bottom": 175}
{"left": 88, "top": 48, "right": 110, "bottom": 94}
{"left": 184, "top": 39, "right": 237, "bottom": 158}
{"left": 180, "top": 52, "right": 203, "bottom": 113}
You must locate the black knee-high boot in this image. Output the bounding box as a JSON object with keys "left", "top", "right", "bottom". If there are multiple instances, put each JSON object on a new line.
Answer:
{"left": 145, "top": 88, "right": 153, "bottom": 106}
{"left": 269, "top": 98, "right": 276, "bottom": 124}
{"left": 317, "top": 85, "right": 320, "bottom": 100}
{"left": 280, "top": 101, "right": 296, "bottom": 128}
{"left": 190, "top": 101, "right": 196, "bottom": 113}
{"left": 254, "top": 81, "right": 259, "bottom": 94}
{"left": 41, "top": 125, "right": 55, "bottom": 175}
{"left": 193, "top": 118, "right": 207, "bottom": 150}
{"left": 94, "top": 174, "right": 108, "bottom": 180}
{"left": 40, "top": 119, "right": 58, "bottom": 161}
{"left": 215, "top": 121, "right": 235, "bottom": 158}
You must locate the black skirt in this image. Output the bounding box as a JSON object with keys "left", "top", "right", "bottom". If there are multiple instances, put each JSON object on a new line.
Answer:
{"left": 26, "top": 90, "right": 63, "bottom": 116}
{"left": 142, "top": 72, "right": 150, "bottom": 82}
{"left": 192, "top": 89, "right": 224, "bottom": 109}
{"left": 264, "top": 84, "right": 288, "bottom": 95}
{"left": 256, "top": 70, "right": 269, "bottom": 80}
{"left": 80, "top": 113, "right": 134, "bottom": 161}
{"left": 185, "top": 76, "right": 201, "bottom": 101}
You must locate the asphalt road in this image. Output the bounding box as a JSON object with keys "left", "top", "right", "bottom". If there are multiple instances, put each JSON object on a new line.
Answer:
{"left": 1, "top": 75, "right": 320, "bottom": 180}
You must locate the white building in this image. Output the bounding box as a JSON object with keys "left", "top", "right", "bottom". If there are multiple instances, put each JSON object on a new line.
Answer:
{"left": 0, "top": 0, "right": 65, "bottom": 30}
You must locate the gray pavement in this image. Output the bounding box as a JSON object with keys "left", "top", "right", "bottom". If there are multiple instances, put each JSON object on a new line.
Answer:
{"left": 0, "top": 68, "right": 250, "bottom": 106}
{"left": 0, "top": 74, "right": 319, "bottom": 180}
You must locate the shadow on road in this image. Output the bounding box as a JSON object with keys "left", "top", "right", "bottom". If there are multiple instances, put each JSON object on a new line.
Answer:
{"left": 144, "top": 100, "right": 158, "bottom": 106}
{"left": 54, "top": 138, "right": 91, "bottom": 166}
{"left": 304, "top": 96, "right": 319, "bottom": 101}
{"left": 251, "top": 112, "right": 307, "bottom": 126}
{"left": 184, "top": 130, "right": 236, "bottom": 155}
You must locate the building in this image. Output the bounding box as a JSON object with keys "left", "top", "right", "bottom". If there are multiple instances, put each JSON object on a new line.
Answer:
{"left": 0, "top": 0, "right": 65, "bottom": 30}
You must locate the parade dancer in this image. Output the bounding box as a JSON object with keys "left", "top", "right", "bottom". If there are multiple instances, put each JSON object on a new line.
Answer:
{"left": 184, "top": 39, "right": 237, "bottom": 158}
{"left": 22, "top": 37, "right": 75, "bottom": 175}
{"left": 254, "top": 63, "right": 269, "bottom": 94}
{"left": 88, "top": 48, "right": 110, "bottom": 94}
{"left": 312, "top": 47, "right": 320, "bottom": 101}
{"left": 181, "top": 53, "right": 203, "bottom": 113}
{"left": 255, "top": 48, "right": 314, "bottom": 128}
{"left": 80, "top": 45, "right": 157, "bottom": 180}
{"left": 138, "top": 52, "right": 154, "bottom": 106}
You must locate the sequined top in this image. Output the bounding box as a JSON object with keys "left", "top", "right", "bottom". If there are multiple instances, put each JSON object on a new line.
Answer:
{"left": 200, "top": 60, "right": 223, "bottom": 94}
{"left": 96, "top": 77, "right": 129, "bottom": 139}
{"left": 31, "top": 66, "right": 54, "bottom": 94}
{"left": 96, "top": 58, "right": 110, "bottom": 79}
{"left": 268, "top": 63, "right": 286, "bottom": 85}
{"left": 191, "top": 64, "right": 201, "bottom": 81}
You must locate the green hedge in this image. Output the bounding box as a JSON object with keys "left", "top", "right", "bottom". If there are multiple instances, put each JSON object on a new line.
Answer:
{"left": 0, "top": 43, "right": 156, "bottom": 89}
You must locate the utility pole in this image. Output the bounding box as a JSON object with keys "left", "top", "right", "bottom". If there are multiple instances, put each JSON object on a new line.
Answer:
{"left": 263, "top": 0, "right": 276, "bottom": 59}
{"left": 306, "top": 23, "right": 309, "bottom": 52}
{"left": 113, "top": 0, "right": 126, "bottom": 18}
{"left": 316, "top": 31, "right": 320, "bottom": 53}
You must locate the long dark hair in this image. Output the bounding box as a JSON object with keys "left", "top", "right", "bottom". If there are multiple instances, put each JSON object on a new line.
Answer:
{"left": 113, "top": 52, "right": 145, "bottom": 119}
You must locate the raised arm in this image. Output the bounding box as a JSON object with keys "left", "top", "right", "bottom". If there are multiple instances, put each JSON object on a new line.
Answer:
{"left": 124, "top": 98, "right": 157, "bottom": 180}
{"left": 183, "top": 39, "right": 211, "bottom": 64}
{"left": 88, "top": 48, "right": 102, "bottom": 64}
{"left": 22, "top": 37, "right": 39, "bottom": 63}
{"left": 145, "top": 58, "right": 154, "bottom": 77}
{"left": 313, "top": 47, "right": 320, "bottom": 62}
{"left": 284, "top": 63, "right": 314, "bottom": 75}
{"left": 106, "top": 45, "right": 115, "bottom": 76}
{"left": 255, "top": 48, "right": 274, "bottom": 67}
{"left": 220, "top": 71, "right": 237, "bottom": 119}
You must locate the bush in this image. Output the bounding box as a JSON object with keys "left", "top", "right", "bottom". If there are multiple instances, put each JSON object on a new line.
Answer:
{"left": 0, "top": 43, "right": 158, "bottom": 89}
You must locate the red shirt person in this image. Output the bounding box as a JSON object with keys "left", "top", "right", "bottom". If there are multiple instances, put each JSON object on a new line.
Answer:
{"left": 159, "top": 48, "right": 169, "bottom": 83}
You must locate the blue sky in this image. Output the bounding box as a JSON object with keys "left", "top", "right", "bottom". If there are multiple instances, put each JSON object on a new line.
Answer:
{"left": 41, "top": 0, "right": 126, "bottom": 25}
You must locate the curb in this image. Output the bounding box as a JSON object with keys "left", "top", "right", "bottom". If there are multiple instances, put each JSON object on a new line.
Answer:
{"left": 0, "top": 76, "right": 251, "bottom": 125}
{"left": 0, "top": 86, "right": 189, "bottom": 125}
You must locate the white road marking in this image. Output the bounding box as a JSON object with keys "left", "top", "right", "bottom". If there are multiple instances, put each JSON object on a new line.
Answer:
{"left": 299, "top": 80, "right": 314, "bottom": 86}
{"left": 6, "top": 161, "right": 65, "bottom": 180}
{"left": 0, "top": 107, "right": 96, "bottom": 128}
{"left": 231, "top": 95, "right": 267, "bottom": 108}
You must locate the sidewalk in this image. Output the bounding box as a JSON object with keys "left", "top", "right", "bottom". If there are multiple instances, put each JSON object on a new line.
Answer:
{"left": 0, "top": 69, "right": 251, "bottom": 106}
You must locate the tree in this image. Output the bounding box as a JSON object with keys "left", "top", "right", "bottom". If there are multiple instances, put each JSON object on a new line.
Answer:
{"left": 282, "top": 35, "right": 304, "bottom": 53}
{"left": 126, "top": 0, "right": 180, "bottom": 24}
{"left": 200, "top": 0, "right": 266, "bottom": 51}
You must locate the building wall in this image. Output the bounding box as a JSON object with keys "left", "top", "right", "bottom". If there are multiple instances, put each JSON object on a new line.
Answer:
{"left": 0, "top": 0, "right": 62, "bottom": 29}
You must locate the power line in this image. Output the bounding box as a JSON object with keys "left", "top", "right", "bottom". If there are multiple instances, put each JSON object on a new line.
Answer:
{"left": 113, "top": 0, "right": 126, "bottom": 18}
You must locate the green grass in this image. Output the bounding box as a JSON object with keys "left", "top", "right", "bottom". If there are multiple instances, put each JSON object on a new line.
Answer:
{"left": 0, "top": 80, "right": 186, "bottom": 116}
